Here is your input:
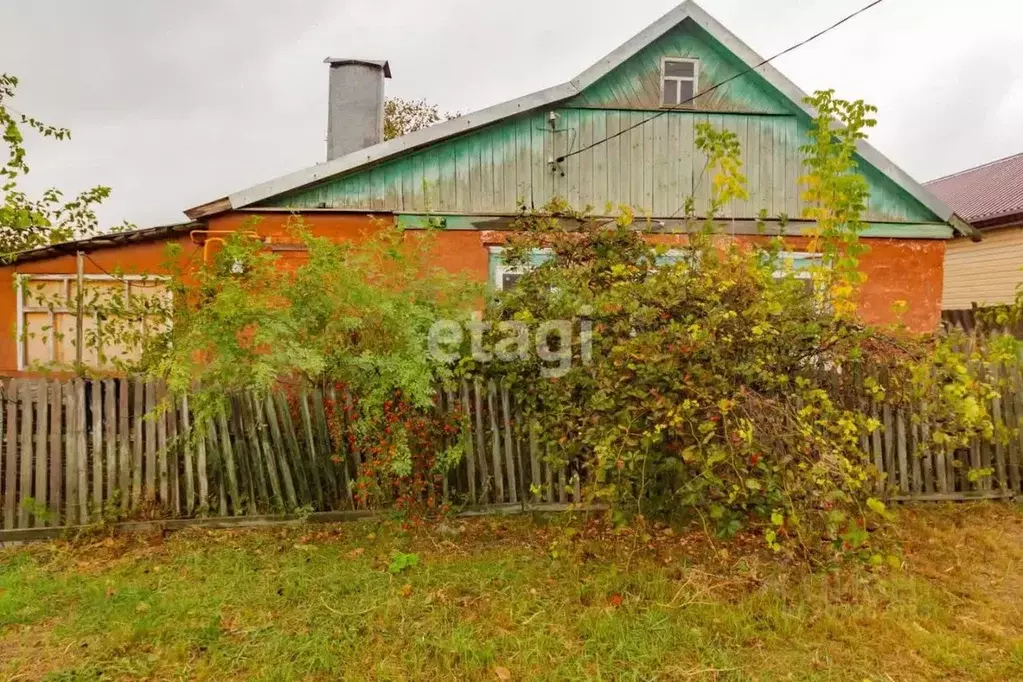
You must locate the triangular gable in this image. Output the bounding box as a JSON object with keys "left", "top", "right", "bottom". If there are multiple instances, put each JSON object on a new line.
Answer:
{"left": 185, "top": 1, "right": 976, "bottom": 238}
{"left": 566, "top": 19, "right": 794, "bottom": 115}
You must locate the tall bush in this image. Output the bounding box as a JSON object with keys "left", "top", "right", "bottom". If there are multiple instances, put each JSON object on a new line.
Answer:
{"left": 472, "top": 93, "right": 994, "bottom": 557}
{"left": 91, "top": 218, "right": 479, "bottom": 514}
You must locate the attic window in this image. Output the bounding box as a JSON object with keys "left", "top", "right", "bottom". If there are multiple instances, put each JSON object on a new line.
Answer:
{"left": 661, "top": 58, "right": 699, "bottom": 108}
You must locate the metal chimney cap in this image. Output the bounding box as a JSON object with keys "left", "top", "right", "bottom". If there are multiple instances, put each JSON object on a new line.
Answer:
{"left": 322, "top": 58, "right": 391, "bottom": 78}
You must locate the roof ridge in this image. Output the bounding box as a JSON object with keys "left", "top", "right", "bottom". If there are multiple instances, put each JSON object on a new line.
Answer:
{"left": 926, "top": 151, "right": 1023, "bottom": 185}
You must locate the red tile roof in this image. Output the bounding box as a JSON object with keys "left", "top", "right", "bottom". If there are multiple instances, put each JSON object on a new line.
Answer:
{"left": 925, "top": 152, "right": 1023, "bottom": 227}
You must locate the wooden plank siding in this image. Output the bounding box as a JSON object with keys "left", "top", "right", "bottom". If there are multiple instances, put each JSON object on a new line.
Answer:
{"left": 943, "top": 224, "right": 1023, "bottom": 310}
{"left": 264, "top": 109, "right": 939, "bottom": 226}
{"left": 565, "top": 22, "right": 792, "bottom": 114}
{"left": 258, "top": 18, "right": 941, "bottom": 228}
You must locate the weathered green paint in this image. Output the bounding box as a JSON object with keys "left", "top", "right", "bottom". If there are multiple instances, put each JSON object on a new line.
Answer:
{"left": 397, "top": 213, "right": 954, "bottom": 239}
{"left": 567, "top": 19, "right": 792, "bottom": 114}
{"left": 260, "top": 16, "right": 942, "bottom": 227}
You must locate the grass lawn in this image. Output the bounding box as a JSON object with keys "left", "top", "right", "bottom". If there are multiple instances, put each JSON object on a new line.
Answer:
{"left": 1, "top": 504, "right": 1022, "bottom": 681}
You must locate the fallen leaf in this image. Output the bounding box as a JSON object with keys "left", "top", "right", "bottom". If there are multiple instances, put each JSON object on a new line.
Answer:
{"left": 494, "top": 665, "right": 511, "bottom": 681}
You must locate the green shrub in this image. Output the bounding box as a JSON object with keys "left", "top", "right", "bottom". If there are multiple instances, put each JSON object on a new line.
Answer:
{"left": 467, "top": 93, "right": 995, "bottom": 559}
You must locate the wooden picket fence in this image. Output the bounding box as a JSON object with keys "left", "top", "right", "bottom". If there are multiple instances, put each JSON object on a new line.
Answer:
{"left": 0, "top": 377, "right": 582, "bottom": 536}
{"left": 864, "top": 353, "right": 1023, "bottom": 502}
{"left": 0, "top": 362, "right": 1021, "bottom": 538}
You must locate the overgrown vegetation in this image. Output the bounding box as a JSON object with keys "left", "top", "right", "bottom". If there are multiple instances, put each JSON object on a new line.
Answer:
{"left": 467, "top": 93, "right": 995, "bottom": 560}
{"left": 83, "top": 218, "right": 479, "bottom": 516}
{"left": 1, "top": 505, "right": 1021, "bottom": 681}
{"left": 52, "top": 90, "right": 1002, "bottom": 556}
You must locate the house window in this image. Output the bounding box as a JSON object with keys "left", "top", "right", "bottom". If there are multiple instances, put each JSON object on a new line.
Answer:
{"left": 661, "top": 58, "right": 699, "bottom": 108}
{"left": 16, "top": 273, "right": 171, "bottom": 371}
{"left": 654, "top": 248, "right": 694, "bottom": 267}
{"left": 488, "top": 247, "right": 552, "bottom": 291}
{"left": 771, "top": 251, "right": 821, "bottom": 276}
{"left": 771, "top": 251, "right": 822, "bottom": 296}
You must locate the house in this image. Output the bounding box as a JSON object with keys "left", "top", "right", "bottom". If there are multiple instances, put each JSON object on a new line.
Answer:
{"left": 0, "top": 0, "right": 977, "bottom": 375}
{"left": 926, "top": 152, "right": 1023, "bottom": 313}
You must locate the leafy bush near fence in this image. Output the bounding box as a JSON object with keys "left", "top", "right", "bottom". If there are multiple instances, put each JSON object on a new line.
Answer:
{"left": 471, "top": 93, "right": 996, "bottom": 559}
{"left": 90, "top": 218, "right": 479, "bottom": 517}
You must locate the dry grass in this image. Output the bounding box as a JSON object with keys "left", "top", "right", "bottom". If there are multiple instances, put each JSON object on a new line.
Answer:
{"left": 1, "top": 503, "right": 1022, "bottom": 681}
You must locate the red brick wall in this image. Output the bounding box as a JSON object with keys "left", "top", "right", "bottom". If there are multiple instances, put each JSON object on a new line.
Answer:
{"left": 0, "top": 211, "right": 944, "bottom": 374}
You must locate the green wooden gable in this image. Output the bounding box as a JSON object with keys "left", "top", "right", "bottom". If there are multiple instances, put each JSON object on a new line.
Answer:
{"left": 247, "top": 10, "right": 950, "bottom": 233}
{"left": 566, "top": 20, "right": 792, "bottom": 115}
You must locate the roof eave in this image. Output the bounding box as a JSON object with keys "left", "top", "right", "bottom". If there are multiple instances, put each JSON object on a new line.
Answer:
{"left": 4, "top": 222, "right": 201, "bottom": 266}
{"left": 185, "top": 196, "right": 233, "bottom": 220}
{"left": 948, "top": 214, "right": 982, "bottom": 241}
{"left": 968, "top": 209, "right": 1023, "bottom": 230}
{"left": 218, "top": 82, "right": 578, "bottom": 213}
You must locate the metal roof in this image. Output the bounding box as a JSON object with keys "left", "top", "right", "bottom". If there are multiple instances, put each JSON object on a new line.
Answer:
{"left": 3, "top": 222, "right": 200, "bottom": 266}
{"left": 184, "top": 0, "right": 977, "bottom": 239}
{"left": 925, "top": 152, "right": 1023, "bottom": 228}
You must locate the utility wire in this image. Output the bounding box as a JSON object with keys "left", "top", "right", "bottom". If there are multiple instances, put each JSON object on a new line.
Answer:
{"left": 556, "top": 0, "right": 887, "bottom": 164}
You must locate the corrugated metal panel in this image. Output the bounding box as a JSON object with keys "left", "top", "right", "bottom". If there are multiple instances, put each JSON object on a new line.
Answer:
{"left": 943, "top": 225, "right": 1023, "bottom": 309}
{"left": 265, "top": 108, "right": 937, "bottom": 224}
{"left": 927, "top": 152, "right": 1023, "bottom": 224}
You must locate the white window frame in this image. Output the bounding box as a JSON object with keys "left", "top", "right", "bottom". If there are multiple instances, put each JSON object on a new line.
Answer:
{"left": 489, "top": 247, "right": 553, "bottom": 291}
{"left": 660, "top": 57, "right": 699, "bottom": 108}
{"left": 15, "top": 273, "right": 171, "bottom": 371}
{"left": 771, "top": 251, "right": 822, "bottom": 280}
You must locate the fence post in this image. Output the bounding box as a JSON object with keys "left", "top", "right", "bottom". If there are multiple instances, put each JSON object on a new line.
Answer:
{"left": 48, "top": 381, "right": 62, "bottom": 525}
{"left": 1, "top": 379, "right": 12, "bottom": 529}
{"left": 17, "top": 380, "right": 33, "bottom": 528}
{"left": 75, "top": 379, "right": 88, "bottom": 523}
{"left": 75, "top": 251, "right": 84, "bottom": 372}
{"left": 486, "top": 380, "right": 504, "bottom": 503}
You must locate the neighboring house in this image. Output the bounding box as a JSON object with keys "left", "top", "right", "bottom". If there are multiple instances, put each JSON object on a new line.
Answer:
{"left": 926, "top": 152, "right": 1023, "bottom": 313}
{"left": 0, "top": 0, "right": 977, "bottom": 375}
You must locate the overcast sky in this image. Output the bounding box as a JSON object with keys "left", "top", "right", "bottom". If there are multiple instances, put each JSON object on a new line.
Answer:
{"left": 1, "top": 0, "right": 1021, "bottom": 229}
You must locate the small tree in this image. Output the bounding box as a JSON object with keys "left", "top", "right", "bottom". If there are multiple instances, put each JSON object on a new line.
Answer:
{"left": 0, "top": 73, "right": 130, "bottom": 259}
{"left": 384, "top": 97, "right": 458, "bottom": 141}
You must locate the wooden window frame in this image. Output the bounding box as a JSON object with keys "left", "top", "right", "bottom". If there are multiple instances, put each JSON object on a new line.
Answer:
{"left": 771, "top": 251, "right": 822, "bottom": 280}
{"left": 488, "top": 247, "right": 553, "bottom": 291}
{"left": 15, "top": 273, "right": 170, "bottom": 371}
{"left": 660, "top": 57, "right": 700, "bottom": 109}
